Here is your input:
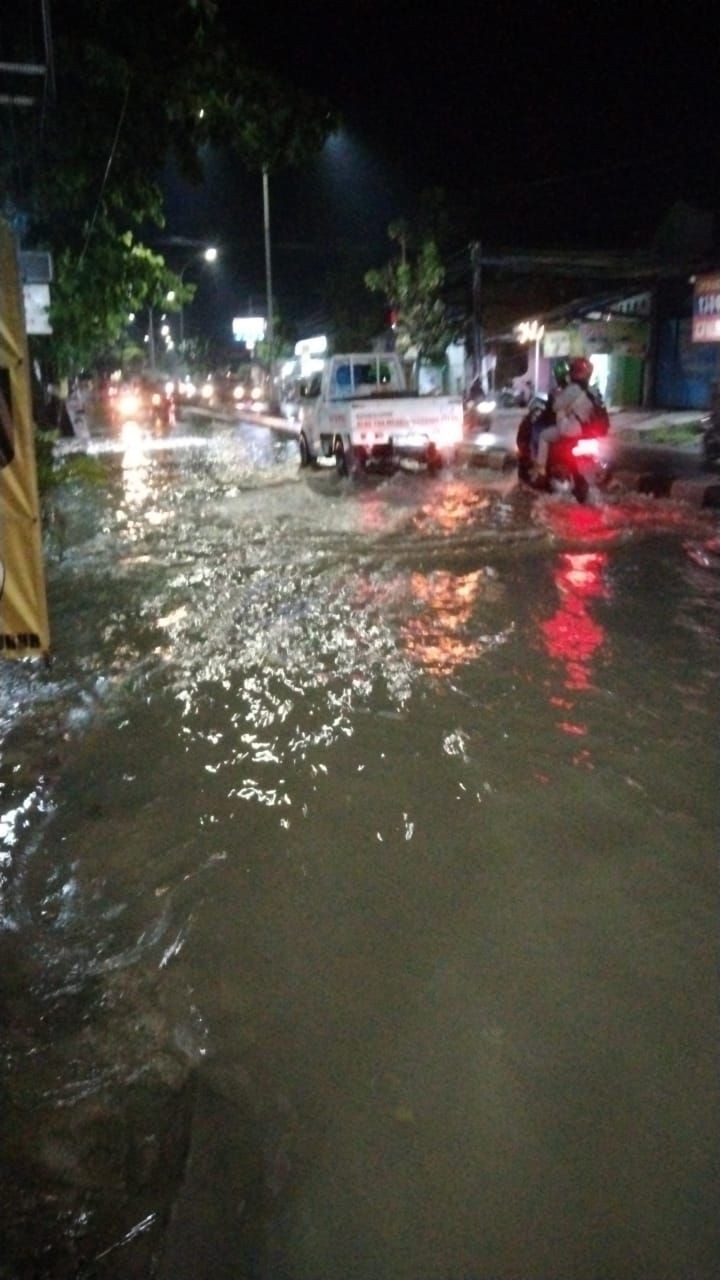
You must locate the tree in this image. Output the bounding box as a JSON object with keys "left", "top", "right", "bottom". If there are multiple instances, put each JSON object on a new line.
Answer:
{"left": 365, "top": 231, "right": 455, "bottom": 369}
{"left": 321, "top": 249, "right": 386, "bottom": 351}
{"left": 46, "top": 225, "right": 191, "bottom": 375}
{"left": 2, "top": 0, "right": 336, "bottom": 373}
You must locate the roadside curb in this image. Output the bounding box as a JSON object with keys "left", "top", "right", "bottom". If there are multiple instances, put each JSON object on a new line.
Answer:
{"left": 667, "top": 477, "right": 720, "bottom": 508}
{"left": 465, "top": 448, "right": 720, "bottom": 508}
{"left": 608, "top": 469, "right": 720, "bottom": 507}
{"left": 177, "top": 405, "right": 297, "bottom": 436}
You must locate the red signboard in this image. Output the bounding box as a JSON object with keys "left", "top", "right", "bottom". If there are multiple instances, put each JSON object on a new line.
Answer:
{"left": 692, "top": 273, "right": 720, "bottom": 342}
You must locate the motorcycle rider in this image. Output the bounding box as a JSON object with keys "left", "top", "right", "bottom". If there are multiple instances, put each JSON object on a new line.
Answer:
{"left": 534, "top": 355, "right": 597, "bottom": 484}
{"left": 517, "top": 358, "right": 570, "bottom": 482}
{"left": 531, "top": 357, "right": 571, "bottom": 453}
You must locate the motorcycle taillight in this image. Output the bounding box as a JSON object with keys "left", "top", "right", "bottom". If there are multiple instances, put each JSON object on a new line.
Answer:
{"left": 572, "top": 438, "right": 600, "bottom": 458}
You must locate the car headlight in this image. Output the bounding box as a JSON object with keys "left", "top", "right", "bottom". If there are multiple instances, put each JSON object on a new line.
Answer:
{"left": 118, "top": 391, "right": 141, "bottom": 416}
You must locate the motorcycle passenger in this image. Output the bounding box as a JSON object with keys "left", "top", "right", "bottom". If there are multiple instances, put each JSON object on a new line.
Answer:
{"left": 535, "top": 355, "right": 596, "bottom": 482}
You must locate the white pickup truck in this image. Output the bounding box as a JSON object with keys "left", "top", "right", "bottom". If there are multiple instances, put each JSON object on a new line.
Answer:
{"left": 297, "top": 353, "right": 464, "bottom": 473}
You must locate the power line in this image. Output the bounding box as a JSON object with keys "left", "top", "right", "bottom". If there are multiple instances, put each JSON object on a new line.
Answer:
{"left": 78, "top": 79, "right": 130, "bottom": 266}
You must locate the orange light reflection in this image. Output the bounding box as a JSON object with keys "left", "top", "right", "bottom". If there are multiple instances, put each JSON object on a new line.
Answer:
{"left": 412, "top": 479, "right": 491, "bottom": 535}
{"left": 402, "top": 569, "right": 487, "bottom": 675}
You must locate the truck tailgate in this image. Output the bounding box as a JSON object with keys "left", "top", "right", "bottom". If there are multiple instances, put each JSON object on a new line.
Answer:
{"left": 347, "top": 397, "right": 463, "bottom": 447}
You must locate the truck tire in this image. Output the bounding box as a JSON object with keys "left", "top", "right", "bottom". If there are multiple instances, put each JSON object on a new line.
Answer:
{"left": 334, "top": 436, "right": 349, "bottom": 476}
{"left": 425, "top": 442, "right": 445, "bottom": 474}
{"left": 299, "top": 431, "right": 314, "bottom": 468}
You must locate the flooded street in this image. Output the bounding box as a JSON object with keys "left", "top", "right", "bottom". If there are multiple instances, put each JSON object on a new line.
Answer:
{"left": 1, "top": 416, "right": 718, "bottom": 1279}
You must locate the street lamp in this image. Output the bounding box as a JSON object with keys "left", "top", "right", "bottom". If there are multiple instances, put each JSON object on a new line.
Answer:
{"left": 177, "top": 245, "right": 218, "bottom": 351}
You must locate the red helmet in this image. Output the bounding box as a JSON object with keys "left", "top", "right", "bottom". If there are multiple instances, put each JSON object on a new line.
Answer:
{"left": 569, "top": 356, "right": 593, "bottom": 384}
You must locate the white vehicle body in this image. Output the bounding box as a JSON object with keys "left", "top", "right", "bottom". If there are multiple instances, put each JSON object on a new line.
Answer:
{"left": 298, "top": 353, "right": 464, "bottom": 472}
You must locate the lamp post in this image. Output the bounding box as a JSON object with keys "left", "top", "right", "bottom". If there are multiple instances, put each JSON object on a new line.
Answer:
{"left": 176, "top": 245, "right": 218, "bottom": 352}
{"left": 148, "top": 305, "right": 156, "bottom": 371}
{"left": 147, "top": 289, "right": 184, "bottom": 372}
{"left": 262, "top": 167, "right": 274, "bottom": 368}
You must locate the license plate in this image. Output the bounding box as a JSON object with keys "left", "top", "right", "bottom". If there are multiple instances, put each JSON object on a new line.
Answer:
{"left": 396, "top": 433, "right": 429, "bottom": 450}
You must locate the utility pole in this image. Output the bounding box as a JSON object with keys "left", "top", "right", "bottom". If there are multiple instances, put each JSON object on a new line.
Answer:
{"left": 262, "top": 167, "right": 274, "bottom": 369}
{"left": 148, "top": 305, "right": 156, "bottom": 372}
{"left": 470, "top": 241, "right": 483, "bottom": 381}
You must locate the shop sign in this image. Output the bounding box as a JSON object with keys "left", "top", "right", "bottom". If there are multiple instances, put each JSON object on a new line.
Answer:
{"left": 692, "top": 273, "right": 720, "bottom": 342}
{"left": 294, "top": 334, "right": 328, "bottom": 359}
{"left": 579, "top": 318, "right": 648, "bottom": 357}
{"left": 232, "top": 316, "right": 266, "bottom": 348}
{"left": 515, "top": 320, "right": 544, "bottom": 344}
{"left": 542, "top": 330, "right": 573, "bottom": 358}
{"left": 22, "top": 283, "right": 52, "bottom": 334}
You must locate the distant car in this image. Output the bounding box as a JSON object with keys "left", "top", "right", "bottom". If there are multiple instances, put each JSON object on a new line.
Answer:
{"left": 174, "top": 375, "right": 218, "bottom": 411}
{"left": 229, "top": 380, "right": 270, "bottom": 414}
{"left": 108, "top": 377, "right": 174, "bottom": 432}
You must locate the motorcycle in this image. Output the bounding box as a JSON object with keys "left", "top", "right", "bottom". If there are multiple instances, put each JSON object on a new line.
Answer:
{"left": 516, "top": 395, "right": 610, "bottom": 503}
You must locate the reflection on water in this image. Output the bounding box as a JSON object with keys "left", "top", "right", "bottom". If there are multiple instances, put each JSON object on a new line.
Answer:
{"left": 411, "top": 477, "right": 494, "bottom": 534}
{"left": 1, "top": 432, "right": 719, "bottom": 1279}
{"left": 404, "top": 568, "right": 488, "bottom": 673}
{"left": 540, "top": 551, "right": 609, "bottom": 691}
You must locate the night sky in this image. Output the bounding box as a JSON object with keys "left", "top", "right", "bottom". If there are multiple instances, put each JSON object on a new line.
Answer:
{"left": 167, "top": 0, "right": 720, "bottom": 336}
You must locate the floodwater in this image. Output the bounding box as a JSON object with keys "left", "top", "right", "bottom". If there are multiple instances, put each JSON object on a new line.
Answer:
{"left": 1, "top": 417, "right": 718, "bottom": 1280}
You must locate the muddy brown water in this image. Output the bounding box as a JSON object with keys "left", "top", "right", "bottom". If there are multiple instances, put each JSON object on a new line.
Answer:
{"left": 1, "top": 420, "right": 718, "bottom": 1278}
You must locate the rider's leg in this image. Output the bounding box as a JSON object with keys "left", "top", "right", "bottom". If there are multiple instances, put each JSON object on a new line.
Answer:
{"left": 537, "top": 425, "right": 560, "bottom": 472}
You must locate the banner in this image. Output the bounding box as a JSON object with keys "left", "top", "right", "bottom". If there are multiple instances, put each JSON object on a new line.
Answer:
{"left": 0, "top": 220, "right": 50, "bottom": 657}
{"left": 692, "top": 273, "right": 720, "bottom": 343}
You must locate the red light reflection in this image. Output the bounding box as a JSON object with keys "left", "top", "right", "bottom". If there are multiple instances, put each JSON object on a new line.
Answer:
{"left": 540, "top": 552, "right": 609, "bottom": 691}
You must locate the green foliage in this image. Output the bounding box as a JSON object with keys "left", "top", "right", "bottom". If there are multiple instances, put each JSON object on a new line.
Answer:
{"left": 6, "top": 0, "right": 335, "bottom": 237}
{"left": 34, "top": 430, "right": 59, "bottom": 494}
{"left": 46, "top": 225, "right": 191, "bottom": 376}
{"left": 35, "top": 430, "right": 108, "bottom": 496}
{"left": 3, "top": 0, "right": 335, "bottom": 373}
{"left": 366, "top": 235, "right": 454, "bottom": 362}
{"left": 322, "top": 251, "right": 385, "bottom": 350}
{"left": 207, "top": 64, "right": 337, "bottom": 173}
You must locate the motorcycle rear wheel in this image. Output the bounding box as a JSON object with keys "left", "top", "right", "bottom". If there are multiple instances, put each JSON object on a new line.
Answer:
{"left": 572, "top": 472, "right": 590, "bottom": 503}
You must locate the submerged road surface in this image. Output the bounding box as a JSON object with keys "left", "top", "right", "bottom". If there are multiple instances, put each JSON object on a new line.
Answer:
{"left": 1, "top": 416, "right": 719, "bottom": 1279}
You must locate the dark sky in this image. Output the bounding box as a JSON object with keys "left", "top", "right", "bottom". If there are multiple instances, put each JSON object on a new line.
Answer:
{"left": 168, "top": 0, "right": 720, "bottom": 336}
